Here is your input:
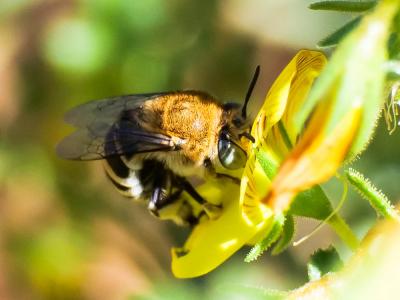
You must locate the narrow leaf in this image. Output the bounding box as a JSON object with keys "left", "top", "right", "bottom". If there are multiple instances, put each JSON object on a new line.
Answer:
{"left": 309, "top": 1, "right": 377, "bottom": 12}
{"left": 318, "top": 17, "right": 362, "bottom": 48}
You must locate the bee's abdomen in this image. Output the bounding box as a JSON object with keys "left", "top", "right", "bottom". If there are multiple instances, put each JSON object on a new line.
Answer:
{"left": 102, "top": 127, "right": 146, "bottom": 199}
{"left": 103, "top": 156, "right": 147, "bottom": 199}
{"left": 103, "top": 156, "right": 202, "bottom": 226}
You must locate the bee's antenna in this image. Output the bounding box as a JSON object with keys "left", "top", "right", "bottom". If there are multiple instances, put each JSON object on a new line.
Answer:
{"left": 242, "top": 65, "right": 260, "bottom": 119}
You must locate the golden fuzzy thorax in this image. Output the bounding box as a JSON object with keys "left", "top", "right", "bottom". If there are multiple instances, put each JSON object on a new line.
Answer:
{"left": 132, "top": 91, "right": 225, "bottom": 177}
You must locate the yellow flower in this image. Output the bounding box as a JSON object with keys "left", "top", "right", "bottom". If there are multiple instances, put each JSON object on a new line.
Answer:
{"left": 243, "top": 0, "right": 397, "bottom": 224}
{"left": 172, "top": 50, "right": 329, "bottom": 278}
{"left": 171, "top": 0, "right": 398, "bottom": 279}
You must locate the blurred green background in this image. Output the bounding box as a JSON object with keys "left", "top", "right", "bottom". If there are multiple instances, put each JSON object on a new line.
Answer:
{"left": 0, "top": 0, "right": 399, "bottom": 299}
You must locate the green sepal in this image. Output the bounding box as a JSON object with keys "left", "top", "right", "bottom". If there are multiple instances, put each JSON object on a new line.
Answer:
{"left": 297, "top": 0, "right": 398, "bottom": 160}
{"left": 256, "top": 151, "right": 359, "bottom": 250}
{"left": 345, "top": 168, "right": 400, "bottom": 221}
{"left": 255, "top": 149, "right": 279, "bottom": 179}
{"left": 388, "top": 31, "right": 400, "bottom": 60}
{"left": 215, "top": 284, "right": 287, "bottom": 300}
{"left": 309, "top": 1, "right": 377, "bottom": 12}
{"left": 385, "top": 60, "right": 400, "bottom": 80}
{"left": 245, "top": 213, "right": 284, "bottom": 262}
{"left": 272, "top": 214, "right": 295, "bottom": 255}
{"left": 307, "top": 246, "right": 343, "bottom": 281}
{"left": 317, "top": 17, "right": 361, "bottom": 48}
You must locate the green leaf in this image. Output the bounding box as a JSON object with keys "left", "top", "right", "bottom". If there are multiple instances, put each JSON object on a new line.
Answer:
{"left": 318, "top": 17, "right": 361, "bottom": 48}
{"left": 272, "top": 214, "right": 295, "bottom": 255}
{"left": 245, "top": 213, "right": 284, "bottom": 262}
{"left": 289, "top": 185, "right": 333, "bottom": 220}
{"left": 310, "top": 1, "right": 377, "bottom": 12}
{"left": 307, "top": 246, "right": 343, "bottom": 281}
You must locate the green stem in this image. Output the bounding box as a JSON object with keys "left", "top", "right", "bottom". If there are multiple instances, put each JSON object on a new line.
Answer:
{"left": 328, "top": 214, "right": 360, "bottom": 251}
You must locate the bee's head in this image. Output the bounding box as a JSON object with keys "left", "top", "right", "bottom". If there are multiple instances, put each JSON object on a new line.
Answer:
{"left": 218, "top": 66, "right": 260, "bottom": 170}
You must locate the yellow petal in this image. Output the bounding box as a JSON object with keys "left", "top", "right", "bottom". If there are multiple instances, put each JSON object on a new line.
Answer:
{"left": 171, "top": 179, "right": 273, "bottom": 278}
{"left": 251, "top": 50, "right": 326, "bottom": 147}
{"left": 282, "top": 52, "right": 326, "bottom": 141}
{"left": 240, "top": 150, "right": 277, "bottom": 225}
{"left": 242, "top": 50, "right": 326, "bottom": 224}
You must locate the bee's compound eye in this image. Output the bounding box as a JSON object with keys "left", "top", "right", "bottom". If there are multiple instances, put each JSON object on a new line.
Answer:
{"left": 218, "top": 136, "right": 247, "bottom": 170}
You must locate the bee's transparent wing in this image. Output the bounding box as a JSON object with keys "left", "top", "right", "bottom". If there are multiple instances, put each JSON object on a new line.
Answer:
{"left": 63, "top": 93, "right": 164, "bottom": 127}
{"left": 57, "top": 93, "right": 175, "bottom": 160}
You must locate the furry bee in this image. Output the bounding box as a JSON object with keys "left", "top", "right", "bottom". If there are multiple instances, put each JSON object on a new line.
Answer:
{"left": 57, "top": 67, "right": 259, "bottom": 225}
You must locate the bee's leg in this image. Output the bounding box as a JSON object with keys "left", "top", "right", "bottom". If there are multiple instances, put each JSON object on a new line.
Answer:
{"left": 177, "top": 178, "right": 205, "bottom": 204}
{"left": 203, "top": 158, "right": 240, "bottom": 185}
{"left": 177, "top": 177, "right": 222, "bottom": 220}
{"left": 147, "top": 169, "right": 175, "bottom": 214}
{"left": 148, "top": 187, "right": 182, "bottom": 217}
{"left": 147, "top": 172, "right": 200, "bottom": 226}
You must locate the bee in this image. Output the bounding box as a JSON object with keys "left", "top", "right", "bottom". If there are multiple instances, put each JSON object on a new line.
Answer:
{"left": 57, "top": 67, "right": 260, "bottom": 225}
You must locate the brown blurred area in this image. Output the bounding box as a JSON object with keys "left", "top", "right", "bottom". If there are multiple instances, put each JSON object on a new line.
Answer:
{"left": 0, "top": 1, "right": 399, "bottom": 299}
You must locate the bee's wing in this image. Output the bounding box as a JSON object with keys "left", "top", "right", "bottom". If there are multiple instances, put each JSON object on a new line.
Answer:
{"left": 57, "top": 93, "right": 175, "bottom": 160}
{"left": 63, "top": 93, "right": 165, "bottom": 127}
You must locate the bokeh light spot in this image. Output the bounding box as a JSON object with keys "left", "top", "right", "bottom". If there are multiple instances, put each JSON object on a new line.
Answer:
{"left": 42, "top": 18, "right": 113, "bottom": 75}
